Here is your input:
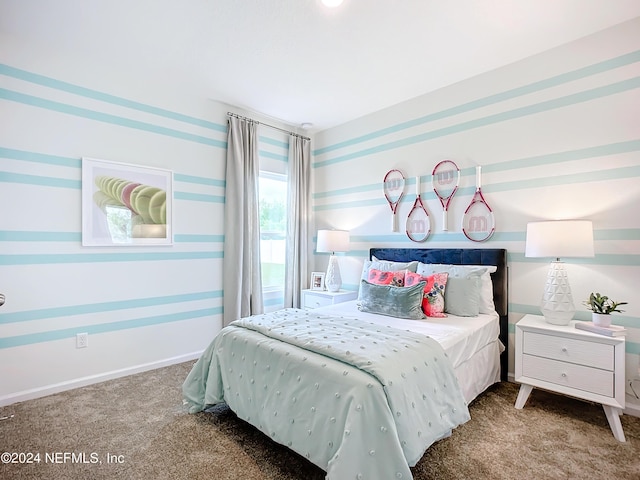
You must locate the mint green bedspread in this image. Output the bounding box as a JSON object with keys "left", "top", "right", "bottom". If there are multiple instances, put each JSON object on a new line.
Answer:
{"left": 183, "top": 309, "right": 470, "bottom": 480}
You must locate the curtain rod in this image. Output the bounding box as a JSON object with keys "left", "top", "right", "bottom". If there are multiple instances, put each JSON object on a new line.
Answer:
{"left": 227, "top": 112, "right": 310, "bottom": 140}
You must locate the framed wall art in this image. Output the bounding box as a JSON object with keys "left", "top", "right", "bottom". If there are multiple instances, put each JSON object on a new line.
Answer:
{"left": 82, "top": 157, "right": 173, "bottom": 246}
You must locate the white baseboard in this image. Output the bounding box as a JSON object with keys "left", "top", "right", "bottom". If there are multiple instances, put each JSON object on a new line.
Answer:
{"left": 0, "top": 351, "right": 203, "bottom": 407}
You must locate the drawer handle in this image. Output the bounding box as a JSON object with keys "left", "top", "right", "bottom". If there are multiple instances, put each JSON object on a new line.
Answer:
{"left": 561, "top": 347, "right": 567, "bottom": 353}
{"left": 561, "top": 373, "right": 567, "bottom": 378}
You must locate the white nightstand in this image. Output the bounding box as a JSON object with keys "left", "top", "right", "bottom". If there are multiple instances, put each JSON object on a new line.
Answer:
{"left": 301, "top": 289, "right": 357, "bottom": 310}
{"left": 514, "top": 314, "right": 626, "bottom": 442}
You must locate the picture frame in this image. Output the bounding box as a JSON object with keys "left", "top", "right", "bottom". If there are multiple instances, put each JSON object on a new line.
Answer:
{"left": 81, "top": 157, "right": 173, "bottom": 246}
{"left": 310, "top": 272, "right": 326, "bottom": 291}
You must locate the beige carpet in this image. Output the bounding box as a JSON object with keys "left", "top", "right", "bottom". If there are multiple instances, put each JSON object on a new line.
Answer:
{"left": 1, "top": 361, "right": 639, "bottom": 480}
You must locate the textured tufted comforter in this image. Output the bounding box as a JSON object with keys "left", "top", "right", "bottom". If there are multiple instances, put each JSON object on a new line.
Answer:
{"left": 183, "top": 309, "right": 470, "bottom": 480}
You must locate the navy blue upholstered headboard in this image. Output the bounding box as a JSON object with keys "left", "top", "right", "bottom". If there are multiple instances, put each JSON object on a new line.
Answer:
{"left": 370, "top": 248, "right": 508, "bottom": 381}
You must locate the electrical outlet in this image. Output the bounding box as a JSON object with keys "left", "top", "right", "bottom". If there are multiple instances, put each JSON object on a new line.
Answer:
{"left": 76, "top": 332, "right": 88, "bottom": 349}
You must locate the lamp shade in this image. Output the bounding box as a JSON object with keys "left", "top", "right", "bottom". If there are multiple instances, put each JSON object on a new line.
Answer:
{"left": 316, "top": 229, "right": 350, "bottom": 253}
{"left": 525, "top": 220, "right": 594, "bottom": 326}
{"left": 525, "top": 220, "right": 594, "bottom": 259}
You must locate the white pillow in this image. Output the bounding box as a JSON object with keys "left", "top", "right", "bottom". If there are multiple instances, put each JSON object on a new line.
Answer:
{"left": 371, "top": 257, "right": 420, "bottom": 271}
{"left": 416, "top": 263, "right": 497, "bottom": 314}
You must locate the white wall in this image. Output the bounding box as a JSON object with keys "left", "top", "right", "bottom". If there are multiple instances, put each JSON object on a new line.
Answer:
{"left": 312, "top": 18, "right": 640, "bottom": 410}
{"left": 0, "top": 32, "right": 292, "bottom": 404}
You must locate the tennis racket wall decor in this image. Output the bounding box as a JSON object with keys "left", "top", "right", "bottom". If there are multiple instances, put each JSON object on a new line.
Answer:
{"left": 462, "top": 165, "right": 495, "bottom": 242}
{"left": 406, "top": 176, "right": 430, "bottom": 242}
{"left": 383, "top": 169, "right": 406, "bottom": 232}
{"left": 431, "top": 160, "right": 460, "bottom": 231}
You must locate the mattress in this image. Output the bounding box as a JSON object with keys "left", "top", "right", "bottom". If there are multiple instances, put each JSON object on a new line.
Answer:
{"left": 316, "top": 300, "right": 502, "bottom": 402}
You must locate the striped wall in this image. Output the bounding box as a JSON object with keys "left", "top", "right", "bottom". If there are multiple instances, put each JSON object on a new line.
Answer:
{"left": 312, "top": 18, "right": 640, "bottom": 409}
{"left": 0, "top": 48, "right": 290, "bottom": 403}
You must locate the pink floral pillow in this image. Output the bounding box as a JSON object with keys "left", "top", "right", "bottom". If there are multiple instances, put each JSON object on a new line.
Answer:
{"left": 405, "top": 271, "right": 448, "bottom": 317}
{"left": 367, "top": 268, "right": 405, "bottom": 287}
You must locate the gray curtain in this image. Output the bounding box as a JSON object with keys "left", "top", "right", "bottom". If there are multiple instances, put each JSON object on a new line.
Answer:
{"left": 223, "top": 116, "right": 263, "bottom": 326}
{"left": 284, "top": 134, "right": 311, "bottom": 308}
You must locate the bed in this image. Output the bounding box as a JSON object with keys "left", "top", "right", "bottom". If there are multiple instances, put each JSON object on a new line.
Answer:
{"left": 183, "top": 248, "right": 508, "bottom": 480}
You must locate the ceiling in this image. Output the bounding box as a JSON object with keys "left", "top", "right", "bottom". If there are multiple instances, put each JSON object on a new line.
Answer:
{"left": 2, "top": 0, "right": 640, "bottom": 132}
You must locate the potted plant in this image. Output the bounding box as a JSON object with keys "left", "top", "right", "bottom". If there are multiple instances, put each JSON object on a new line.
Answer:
{"left": 583, "top": 292, "right": 627, "bottom": 327}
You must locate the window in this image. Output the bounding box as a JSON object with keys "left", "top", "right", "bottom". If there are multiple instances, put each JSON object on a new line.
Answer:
{"left": 259, "top": 172, "right": 287, "bottom": 311}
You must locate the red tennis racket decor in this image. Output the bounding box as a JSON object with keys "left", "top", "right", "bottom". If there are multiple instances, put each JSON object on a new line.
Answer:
{"left": 383, "top": 169, "right": 406, "bottom": 232}
{"left": 406, "top": 176, "right": 430, "bottom": 242}
{"left": 431, "top": 160, "right": 460, "bottom": 231}
{"left": 462, "top": 165, "right": 495, "bottom": 242}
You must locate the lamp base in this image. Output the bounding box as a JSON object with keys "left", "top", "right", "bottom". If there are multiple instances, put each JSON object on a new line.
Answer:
{"left": 540, "top": 261, "right": 575, "bottom": 326}
{"left": 541, "top": 308, "right": 575, "bottom": 326}
{"left": 325, "top": 254, "right": 342, "bottom": 292}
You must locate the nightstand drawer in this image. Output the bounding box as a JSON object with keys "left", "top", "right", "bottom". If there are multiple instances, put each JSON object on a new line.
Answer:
{"left": 303, "top": 294, "right": 334, "bottom": 309}
{"left": 523, "top": 331, "right": 614, "bottom": 370}
{"left": 522, "top": 354, "right": 614, "bottom": 397}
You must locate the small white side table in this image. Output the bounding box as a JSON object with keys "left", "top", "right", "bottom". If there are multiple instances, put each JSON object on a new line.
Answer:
{"left": 301, "top": 289, "right": 357, "bottom": 310}
{"left": 514, "top": 314, "right": 626, "bottom": 442}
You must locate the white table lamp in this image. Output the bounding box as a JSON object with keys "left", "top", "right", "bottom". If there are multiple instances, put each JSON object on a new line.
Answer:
{"left": 316, "top": 229, "right": 350, "bottom": 292}
{"left": 525, "top": 220, "right": 594, "bottom": 325}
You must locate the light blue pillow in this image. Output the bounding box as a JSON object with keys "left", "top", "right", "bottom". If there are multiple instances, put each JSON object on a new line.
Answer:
{"left": 444, "top": 276, "right": 481, "bottom": 317}
{"left": 358, "top": 279, "right": 426, "bottom": 320}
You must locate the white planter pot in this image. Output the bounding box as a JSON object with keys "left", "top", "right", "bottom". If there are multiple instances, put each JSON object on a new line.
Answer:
{"left": 592, "top": 313, "right": 612, "bottom": 327}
